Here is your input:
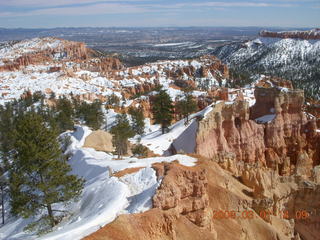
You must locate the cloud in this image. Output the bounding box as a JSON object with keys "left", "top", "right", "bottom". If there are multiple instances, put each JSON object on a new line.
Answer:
{"left": 0, "top": 0, "right": 144, "bottom": 7}
{"left": 0, "top": 3, "right": 147, "bottom": 17}
{"left": 141, "top": 1, "right": 296, "bottom": 10}
{"left": 194, "top": 2, "right": 294, "bottom": 7}
{"left": 0, "top": 0, "right": 305, "bottom": 18}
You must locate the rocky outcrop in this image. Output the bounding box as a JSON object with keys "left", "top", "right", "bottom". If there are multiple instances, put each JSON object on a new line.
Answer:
{"left": 152, "top": 163, "right": 213, "bottom": 230}
{"left": 286, "top": 181, "right": 320, "bottom": 240}
{"left": 83, "top": 130, "right": 114, "bottom": 152}
{"left": 123, "top": 82, "right": 157, "bottom": 99}
{"left": 84, "top": 162, "right": 218, "bottom": 240}
{"left": 81, "top": 57, "right": 123, "bottom": 74}
{"left": 85, "top": 157, "right": 307, "bottom": 240}
{"left": 260, "top": 29, "right": 320, "bottom": 40}
{"left": 0, "top": 38, "right": 90, "bottom": 71}
{"left": 196, "top": 100, "right": 266, "bottom": 163}
{"left": 168, "top": 56, "right": 229, "bottom": 84}
{"left": 194, "top": 82, "right": 320, "bottom": 175}
{"left": 0, "top": 53, "right": 52, "bottom": 71}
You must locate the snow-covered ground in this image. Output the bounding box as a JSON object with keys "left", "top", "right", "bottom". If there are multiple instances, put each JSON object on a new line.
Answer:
{"left": 0, "top": 38, "right": 228, "bottom": 104}
{"left": 0, "top": 126, "right": 197, "bottom": 240}
{"left": 139, "top": 104, "right": 214, "bottom": 155}
{"left": 0, "top": 38, "right": 63, "bottom": 65}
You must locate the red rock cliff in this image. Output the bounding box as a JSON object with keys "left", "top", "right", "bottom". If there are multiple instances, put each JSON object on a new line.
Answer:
{"left": 260, "top": 29, "right": 320, "bottom": 40}
{"left": 195, "top": 84, "right": 319, "bottom": 176}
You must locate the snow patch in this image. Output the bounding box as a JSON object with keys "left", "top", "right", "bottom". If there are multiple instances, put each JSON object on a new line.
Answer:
{"left": 255, "top": 114, "right": 276, "bottom": 123}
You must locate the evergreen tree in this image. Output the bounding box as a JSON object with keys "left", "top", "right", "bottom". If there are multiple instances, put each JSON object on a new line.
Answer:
{"left": 106, "top": 93, "right": 120, "bottom": 108}
{"left": 32, "top": 91, "right": 45, "bottom": 103}
{"left": 132, "top": 144, "right": 148, "bottom": 158}
{"left": 110, "top": 114, "right": 134, "bottom": 159}
{"left": 0, "top": 164, "right": 7, "bottom": 225}
{"left": 0, "top": 103, "right": 13, "bottom": 226}
{"left": 9, "top": 112, "right": 84, "bottom": 230}
{"left": 152, "top": 90, "right": 174, "bottom": 134}
{"left": 0, "top": 103, "right": 15, "bottom": 168}
{"left": 78, "top": 100, "right": 104, "bottom": 130}
{"left": 128, "top": 107, "right": 145, "bottom": 135}
{"left": 175, "top": 88, "right": 198, "bottom": 124}
{"left": 55, "top": 97, "right": 74, "bottom": 132}
{"left": 72, "top": 96, "right": 81, "bottom": 119}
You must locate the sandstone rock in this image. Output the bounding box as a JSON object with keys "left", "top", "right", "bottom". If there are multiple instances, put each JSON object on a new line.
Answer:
{"left": 241, "top": 167, "right": 278, "bottom": 198}
{"left": 193, "top": 82, "right": 320, "bottom": 177}
{"left": 260, "top": 29, "right": 320, "bottom": 40}
{"left": 152, "top": 163, "right": 211, "bottom": 229}
{"left": 312, "top": 166, "right": 320, "bottom": 183}
{"left": 196, "top": 101, "right": 266, "bottom": 163}
{"left": 85, "top": 155, "right": 317, "bottom": 240}
{"left": 48, "top": 66, "right": 61, "bottom": 73}
{"left": 0, "top": 38, "right": 89, "bottom": 72}
{"left": 80, "top": 73, "right": 91, "bottom": 81}
{"left": 295, "top": 150, "right": 313, "bottom": 178}
{"left": 83, "top": 130, "right": 114, "bottom": 152}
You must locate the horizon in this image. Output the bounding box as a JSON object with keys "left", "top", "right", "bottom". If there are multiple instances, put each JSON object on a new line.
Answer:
{"left": 0, "top": 0, "right": 319, "bottom": 28}
{"left": 0, "top": 26, "right": 317, "bottom": 30}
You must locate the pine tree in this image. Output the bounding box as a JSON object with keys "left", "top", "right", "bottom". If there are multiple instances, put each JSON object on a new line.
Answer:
{"left": 175, "top": 88, "right": 198, "bottom": 124}
{"left": 0, "top": 164, "right": 7, "bottom": 225}
{"left": 106, "top": 93, "right": 120, "bottom": 108}
{"left": 128, "top": 107, "right": 145, "bottom": 135}
{"left": 0, "top": 103, "right": 15, "bottom": 168}
{"left": 110, "top": 114, "right": 135, "bottom": 159}
{"left": 55, "top": 96, "right": 74, "bottom": 132}
{"left": 78, "top": 100, "right": 104, "bottom": 130}
{"left": 152, "top": 90, "right": 174, "bottom": 134}
{"left": 9, "top": 112, "right": 84, "bottom": 230}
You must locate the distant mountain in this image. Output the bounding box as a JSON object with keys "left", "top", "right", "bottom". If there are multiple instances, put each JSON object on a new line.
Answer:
{"left": 212, "top": 36, "right": 320, "bottom": 99}
{"left": 260, "top": 29, "right": 320, "bottom": 40}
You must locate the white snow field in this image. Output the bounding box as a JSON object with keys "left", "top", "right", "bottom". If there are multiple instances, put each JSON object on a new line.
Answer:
{"left": 0, "top": 126, "right": 197, "bottom": 240}
{"left": 139, "top": 104, "right": 214, "bottom": 155}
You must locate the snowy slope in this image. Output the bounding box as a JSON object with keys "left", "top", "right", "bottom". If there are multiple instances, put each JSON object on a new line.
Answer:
{"left": 0, "top": 38, "right": 63, "bottom": 66}
{"left": 212, "top": 37, "right": 320, "bottom": 98}
{"left": 0, "top": 38, "right": 227, "bottom": 104}
{"left": 0, "top": 126, "right": 197, "bottom": 240}
{"left": 0, "top": 65, "right": 116, "bottom": 105}
{"left": 139, "top": 104, "right": 214, "bottom": 155}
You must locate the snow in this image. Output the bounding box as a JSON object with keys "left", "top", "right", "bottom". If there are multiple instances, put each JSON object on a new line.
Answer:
{"left": 0, "top": 66, "right": 119, "bottom": 104}
{"left": 255, "top": 114, "right": 276, "bottom": 123}
{"left": 278, "top": 86, "right": 289, "bottom": 93}
{"left": 153, "top": 42, "right": 190, "bottom": 47}
{"left": 120, "top": 167, "right": 160, "bottom": 214}
{"left": 227, "top": 87, "right": 256, "bottom": 107}
{"left": 140, "top": 105, "right": 213, "bottom": 155}
{"left": 1, "top": 126, "right": 197, "bottom": 240}
{"left": 316, "top": 129, "right": 320, "bottom": 133}
{"left": 172, "top": 120, "right": 198, "bottom": 154}
{"left": 0, "top": 38, "right": 63, "bottom": 65}
{"left": 0, "top": 38, "right": 226, "bottom": 104}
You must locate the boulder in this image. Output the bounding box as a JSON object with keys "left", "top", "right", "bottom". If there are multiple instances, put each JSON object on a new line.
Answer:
{"left": 83, "top": 130, "right": 114, "bottom": 152}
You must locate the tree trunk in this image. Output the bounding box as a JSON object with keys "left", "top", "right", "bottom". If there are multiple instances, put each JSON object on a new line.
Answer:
{"left": 1, "top": 184, "right": 4, "bottom": 225}
{"left": 46, "top": 204, "right": 55, "bottom": 227}
{"left": 161, "top": 125, "right": 165, "bottom": 134}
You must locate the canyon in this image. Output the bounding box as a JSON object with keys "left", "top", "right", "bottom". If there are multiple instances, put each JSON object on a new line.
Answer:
{"left": 0, "top": 37, "right": 319, "bottom": 240}
{"left": 85, "top": 79, "right": 320, "bottom": 239}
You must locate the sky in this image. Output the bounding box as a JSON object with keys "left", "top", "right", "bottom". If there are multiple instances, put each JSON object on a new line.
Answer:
{"left": 0, "top": 0, "right": 319, "bottom": 28}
